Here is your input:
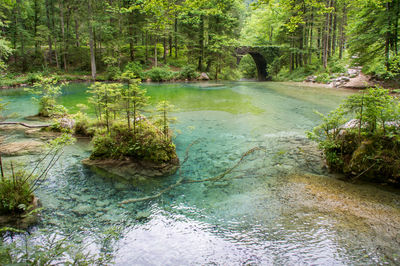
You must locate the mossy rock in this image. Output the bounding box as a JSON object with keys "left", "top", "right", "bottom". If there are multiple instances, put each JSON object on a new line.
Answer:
{"left": 82, "top": 156, "right": 180, "bottom": 182}
{"left": 344, "top": 137, "right": 400, "bottom": 185}
{"left": 0, "top": 197, "right": 41, "bottom": 230}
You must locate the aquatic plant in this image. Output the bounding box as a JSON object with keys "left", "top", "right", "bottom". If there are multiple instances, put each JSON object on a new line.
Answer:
{"left": 0, "top": 134, "right": 75, "bottom": 214}
{"left": 0, "top": 228, "right": 116, "bottom": 265}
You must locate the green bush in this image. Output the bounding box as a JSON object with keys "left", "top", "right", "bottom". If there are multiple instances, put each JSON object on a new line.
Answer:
{"left": 91, "top": 122, "right": 176, "bottom": 163}
{"left": 308, "top": 87, "right": 400, "bottom": 184}
{"left": 0, "top": 171, "right": 33, "bottom": 214}
{"left": 315, "top": 73, "right": 331, "bottom": 83}
{"left": 73, "top": 112, "right": 95, "bottom": 137}
{"left": 105, "top": 66, "right": 121, "bottom": 81}
{"left": 26, "top": 73, "right": 43, "bottom": 85}
{"left": 144, "top": 67, "right": 176, "bottom": 82}
{"left": 178, "top": 65, "right": 198, "bottom": 80}
{"left": 124, "top": 62, "right": 144, "bottom": 79}
{"left": 239, "top": 54, "right": 257, "bottom": 79}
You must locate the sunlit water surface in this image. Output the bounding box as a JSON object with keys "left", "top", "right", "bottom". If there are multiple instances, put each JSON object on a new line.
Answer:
{"left": 1, "top": 82, "right": 398, "bottom": 265}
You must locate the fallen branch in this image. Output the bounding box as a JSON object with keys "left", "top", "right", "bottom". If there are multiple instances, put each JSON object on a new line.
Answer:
{"left": 120, "top": 146, "right": 266, "bottom": 204}
{"left": 0, "top": 122, "right": 51, "bottom": 128}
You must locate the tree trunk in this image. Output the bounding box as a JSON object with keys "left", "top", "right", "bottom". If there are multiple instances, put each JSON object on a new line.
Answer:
{"left": 174, "top": 17, "right": 178, "bottom": 58}
{"left": 339, "top": 3, "right": 347, "bottom": 59}
{"left": 59, "top": 0, "right": 67, "bottom": 71}
{"left": 46, "top": 0, "right": 53, "bottom": 65}
{"left": 34, "top": 0, "right": 39, "bottom": 54}
{"left": 327, "top": 0, "right": 333, "bottom": 58}
{"left": 386, "top": 1, "right": 391, "bottom": 68}
{"left": 169, "top": 35, "right": 172, "bottom": 57}
{"left": 309, "top": 9, "right": 314, "bottom": 64}
{"left": 129, "top": 14, "right": 134, "bottom": 61}
{"left": 322, "top": 0, "right": 330, "bottom": 68}
{"left": 332, "top": 2, "right": 337, "bottom": 56}
{"left": 154, "top": 36, "right": 158, "bottom": 67}
{"left": 163, "top": 36, "right": 167, "bottom": 64}
{"left": 88, "top": 0, "right": 96, "bottom": 79}
{"left": 145, "top": 30, "right": 148, "bottom": 63}
{"left": 74, "top": 17, "right": 80, "bottom": 47}
{"left": 198, "top": 15, "right": 204, "bottom": 72}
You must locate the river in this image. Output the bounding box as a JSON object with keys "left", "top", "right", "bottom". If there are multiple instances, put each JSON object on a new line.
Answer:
{"left": 1, "top": 81, "right": 399, "bottom": 265}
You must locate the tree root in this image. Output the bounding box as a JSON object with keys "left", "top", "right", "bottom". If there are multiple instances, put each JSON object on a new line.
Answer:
{"left": 0, "top": 122, "right": 51, "bottom": 128}
{"left": 119, "top": 146, "right": 266, "bottom": 204}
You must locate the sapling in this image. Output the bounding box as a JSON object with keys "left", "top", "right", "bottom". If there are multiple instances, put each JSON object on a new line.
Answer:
{"left": 25, "top": 77, "right": 67, "bottom": 117}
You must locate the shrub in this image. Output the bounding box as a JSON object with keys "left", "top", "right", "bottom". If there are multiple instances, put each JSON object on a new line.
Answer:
{"left": 124, "top": 62, "right": 144, "bottom": 79}
{"left": 239, "top": 54, "right": 257, "bottom": 79}
{"left": 315, "top": 73, "right": 331, "bottom": 83}
{"left": 105, "top": 66, "right": 121, "bottom": 81}
{"left": 91, "top": 121, "right": 176, "bottom": 163}
{"left": 73, "top": 112, "right": 94, "bottom": 137}
{"left": 0, "top": 170, "right": 33, "bottom": 214}
{"left": 308, "top": 87, "right": 400, "bottom": 184}
{"left": 328, "top": 58, "right": 348, "bottom": 74}
{"left": 178, "top": 65, "right": 198, "bottom": 80}
{"left": 25, "top": 73, "right": 43, "bottom": 85}
{"left": 0, "top": 134, "right": 75, "bottom": 215}
{"left": 144, "top": 67, "right": 176, "bottom": 82}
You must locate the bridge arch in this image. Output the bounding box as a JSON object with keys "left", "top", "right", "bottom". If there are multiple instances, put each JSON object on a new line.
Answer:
{"left": 235, "top": 46, "right": 279, "bottom": 81}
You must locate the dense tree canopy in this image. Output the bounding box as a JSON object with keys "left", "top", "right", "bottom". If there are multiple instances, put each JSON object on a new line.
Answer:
{"left": 1, "top": 0, "right": 400, "bottom": 80}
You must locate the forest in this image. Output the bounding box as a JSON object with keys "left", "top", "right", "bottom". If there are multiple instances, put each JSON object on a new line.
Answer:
{"left": 1, "top": 0, "right": 400, "bottom": 265}
{"left": 1, "top": 0, "right": 400, "bottom": 83}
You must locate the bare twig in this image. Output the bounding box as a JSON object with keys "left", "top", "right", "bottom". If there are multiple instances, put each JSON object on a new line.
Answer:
{"left": 0, "top": 122, "right": 51, "bottom": 128}
{"left": 120, "top": 146, "right": 266, "bottom": 205}
{"left": 0, "top": 154, "right": 4, "bottom": 180}
{"left": 351, "top": 162, "right": 377, "bottom": 182}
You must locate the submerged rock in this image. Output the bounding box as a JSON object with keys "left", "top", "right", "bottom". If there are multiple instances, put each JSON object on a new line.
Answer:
{"left": 135, "top": 211, "right": 151, "bottom": 220}
{"left": 0, "top": 196, "right": 41, "bottom": 230}
{"left": 71, "top": 204, "right": 92, "bottom": 216}
{"left": 82, "top": 157, "right": 180, "bottom": 181}
{"left": 0, "top": 140, "right": 44, "bottom": 156}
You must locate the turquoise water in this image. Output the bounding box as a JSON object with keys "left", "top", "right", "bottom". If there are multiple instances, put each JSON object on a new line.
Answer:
{"left": 1, "top": 82, "right": 399, "bottom": 265}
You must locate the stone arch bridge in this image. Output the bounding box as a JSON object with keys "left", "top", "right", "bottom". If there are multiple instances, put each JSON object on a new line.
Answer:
{"left": 235, "top": 46, "right": 280, "bottom": 81}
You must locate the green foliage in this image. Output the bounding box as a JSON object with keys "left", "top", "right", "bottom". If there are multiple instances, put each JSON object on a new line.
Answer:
{"left": 26, "top": 77, "right": 67, "bottom": 117}
{"left": 25, "top": 72, "right": 43, "bottom": 85}
{"left": 0, "top": 134, "right": 75, "bottom": 214}
{"left": 276, "top": 66, "right": 315, "bottom": 82}
{"left": 88, "top": 82, "right": 123, "bottom": 132}
{"left": 144, "top": 67, "right": 176, "bottom": 82}
{"left": 105, "top": 66, "right": 122, "bottom": 81}
{"left": 315, "top": 73, "right": 331, "bottom": 84}
{"left": 0, "top": 37, "right": 12, "bottom": 72}
{"left": 239, "top": 54, "right": 257, "bottom": 79}
{"left": 0, "top": 170, "right": 33, "bottom": 214}
{"left": 308, "top": 87, "right": 400, "bottom": 184}
{"left": 0, "top": 98, "right": 8, "bottom": 121}
{"left": 87, "top": 80, "right": 176, "bottom": 163}
{"left": 73, "top": 112, "right": 95, "bottom": 137}
{"left": 328, "top": 58, "right": 347, "bottom": 74}
{"left": 155, "top": 100, "right": 177, "bottom": 140}
{"left": 0, "top": 229, "right": 115, "bottom": 265}
{"left": 178, "top": 65, "right": 199, "bottom": 80}
{"left": 124, "top": 62, "right": 144, "bottom": 79}
{"left": 91, "top": 122, "right": 176, "bottom": 163}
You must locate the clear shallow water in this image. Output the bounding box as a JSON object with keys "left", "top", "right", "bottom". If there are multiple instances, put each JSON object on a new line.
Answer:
{"left": 1, "top": 82, "right": 399, "bottom": 265}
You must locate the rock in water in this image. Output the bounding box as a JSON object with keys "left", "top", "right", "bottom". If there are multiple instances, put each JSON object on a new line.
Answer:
{"left": 81, "top": 157, "right": 180, "bottom": 181}
{"left": 58, "top": 117, "right": 75, "bottom": 130}
{"left": 0, "top": 140, "right": 44, "bottom": 156}
{"left": 198, "top": 72, "right": 210, "bottom": 80}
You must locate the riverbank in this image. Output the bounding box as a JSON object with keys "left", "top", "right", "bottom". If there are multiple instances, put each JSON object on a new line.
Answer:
{"left": 283, "top": 173, "right": 400, "bottom": 264}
